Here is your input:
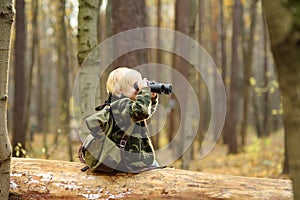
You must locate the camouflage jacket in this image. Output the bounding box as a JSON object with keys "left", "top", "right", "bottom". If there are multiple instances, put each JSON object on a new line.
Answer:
{"left": 87, "top": 87, "right": 158, "bottom": 170}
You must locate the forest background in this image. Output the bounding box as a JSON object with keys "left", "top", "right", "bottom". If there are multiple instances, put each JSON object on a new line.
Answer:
{"left": 5, "top": 0, "right": 291, "bottom": 181}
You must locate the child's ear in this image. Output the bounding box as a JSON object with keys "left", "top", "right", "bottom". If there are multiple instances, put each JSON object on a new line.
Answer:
{"left": 117, "top": 88, "right": 122, "bottom": 94}
{"left": 114, "top": 85, "right": 122, "bottom": 94}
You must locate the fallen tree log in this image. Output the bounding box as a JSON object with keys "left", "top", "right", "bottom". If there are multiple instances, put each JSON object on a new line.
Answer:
{"left": 9, "top": 158, "right": 292, "bottom": 199}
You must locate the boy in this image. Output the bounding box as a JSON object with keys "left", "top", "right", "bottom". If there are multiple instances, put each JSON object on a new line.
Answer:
{"left": 80, "top": 67, "right": 159, "bottom": 172}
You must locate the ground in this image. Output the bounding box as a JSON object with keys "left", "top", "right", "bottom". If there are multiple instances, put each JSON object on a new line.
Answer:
{"left": 188, "top": 129, "right": 287, "bottom": 179}
{"left": 23, "top": 128, "right": 288, "bottom": 179}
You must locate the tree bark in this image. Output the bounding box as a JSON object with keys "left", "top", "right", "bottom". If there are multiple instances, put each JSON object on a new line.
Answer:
{"left": 105, "top": 0, "right": 112, "bottom": 38}
{"left": 262, "top": 0, "right": 300, "bottom": 198}
{"left": 152, "top": 0, "right": 162, "bottom": 150}
{"left": 26, "top": 0, "right": 38, "bottom": 142}
{"left": 240, "top": 0, "right": 258, "bottom": 146}
{"left": 111, "top": 0, "right": 147, "bottom": 67}
{"left": 77, "top": 0, "right": 100, "bottom": 65}
{"left": 0, "top": 0, "right": 14, "bottom": 198}
{"left": 219, "top": 0, "right": 227, "bottom": 85}
{"left": 263, "top": 0, "right": 300, "bottom": 199}
{"left": 262, "top": 16, "right": 270, "bottom": 137}
{"left": 197, "top": 0, "right": 208, "bottom": 148}
{"left": 9, "top": 158, "right": 293, "bottom": 199}
{"left": 76, "top": 0, "right": 101, "bottom": 139}
{"left": 219, "top": 1, "right": 229, "bottom": 146}
{"left": 172, "top": 0, "right": 191, "bottom": 168}
{"left": 228, "top": 0, "right": 242, "bottom": 154}
{"left": 56, "top": 0, "right": 73, "bottom": 161}
{"left": 12, "top": 0, "right": 27, "bottom": 157}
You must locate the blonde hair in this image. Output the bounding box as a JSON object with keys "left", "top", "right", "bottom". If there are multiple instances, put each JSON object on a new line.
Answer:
{"left": 106, "top": 67, "right": 142, "bottom": 97}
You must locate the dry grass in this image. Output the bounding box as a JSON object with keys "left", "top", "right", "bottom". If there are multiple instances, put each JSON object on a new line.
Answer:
{"left": 24, "top": 129, "right": 288, "bottom": 179}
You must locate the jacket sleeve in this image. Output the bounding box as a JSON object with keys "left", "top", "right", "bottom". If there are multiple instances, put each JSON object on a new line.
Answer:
{"left": 110, "top": 87, "right": 158, "bottom": 133}
{"left": 129, "top": 87, "right": 153, "bottom": 122}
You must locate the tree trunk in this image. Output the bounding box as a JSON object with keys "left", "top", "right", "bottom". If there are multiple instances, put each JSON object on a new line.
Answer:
{"left": 219, "top": 0, "right": 227, "bottom": 86}
{"left": 219, "top": 1, "right": 229, "bottom": 146}
{"left": 197, "top": 0, "right": 207, "bottom": 148}
{"left": 35, "top": 0, "right": 43, "bottom": 135}
{"left": 9, "top": 158, "right": 293, "bottom": 199}
{"left": 152, "top": 0, "right": 162, "bottom": 150}
{"left": 186, "top": 0, "right": 198, "bottom": 162}
{"left": 76, "top": 0, "right": 101, "bottom": 140}
{"left": 111, "top": 0, "right": 147, "bottom": 67}
{"left": 228, "top": 0, "right": 242, "bottom": 154}
{"left": 172, "top": 0, "right": 191, "bottom": 169}
{"left": 221, "top": 0, "right": 231, "bottom": 146}
{"left": 77, "top": 0, "right": 100, "bottom": 65}
{"left": 262, "top": 16, "right": 270, "bottom": 137}
{"left": 211, "top": 0, "right": 221, "bottom": 143}
{"left": 36, "top": 0, "right": 45, "bottom": 136}
{"left": 26, "top": 0, "right": 38, "bottom": 142}
{"left": 262, "top": 0, "right": 300, "bottom": 198}
{"left": 252, "top": 92, "right": 263, "bottom": 137}
{"left": 56, "top": 0, "right": 73, "bottom": 161}
{"left": 240, "top": 0, "right": 258, "bottom": 146}
{"left": 12, "top": 0, "right": 26, "bottom": 157}
{"left": 0, "top": 0, "right": 14, "bottom": 199}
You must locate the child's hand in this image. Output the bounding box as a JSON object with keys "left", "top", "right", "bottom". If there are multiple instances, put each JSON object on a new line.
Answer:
{"left": 151, "top": 92, "right": 157, "bottom": 98}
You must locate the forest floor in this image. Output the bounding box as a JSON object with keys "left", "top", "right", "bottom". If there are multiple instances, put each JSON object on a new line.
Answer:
{"left": 24, "top": 128, "right": 288, "bottom": 180}
{"left": 187, "top": 129, "right": 288, "bottom": 179}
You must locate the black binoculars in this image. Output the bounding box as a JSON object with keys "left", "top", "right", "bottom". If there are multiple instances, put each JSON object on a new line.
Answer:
{"left": 134, "top": 81, "right": 172, "bottom": 95}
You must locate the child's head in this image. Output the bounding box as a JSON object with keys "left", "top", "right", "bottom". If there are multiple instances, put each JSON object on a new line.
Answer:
{"left": 106, "top": 67, "right": 142, "bottom": 98}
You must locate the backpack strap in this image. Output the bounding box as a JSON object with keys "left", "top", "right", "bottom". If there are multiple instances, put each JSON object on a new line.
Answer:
{"left": 81, "top": 165, "right": 90, "bottom": 172}
{"left": 130, "top": 165, "right": 167, "bottom": 174}
{"left": 118, "top": 122, "right": 134, "bottom": 149}
{"left": 95, "top": 93, "right": 112, "bottom": 111}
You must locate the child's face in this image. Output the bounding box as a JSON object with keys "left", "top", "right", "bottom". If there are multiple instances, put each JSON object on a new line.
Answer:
{"left": 121, "top": 85, "right": 138, "bottom": 100}
{"left": 129, "top": 87, "right": 139, "bottom": 100}
{"left": 122, "top": 77, "right": 142, "bottom": 100}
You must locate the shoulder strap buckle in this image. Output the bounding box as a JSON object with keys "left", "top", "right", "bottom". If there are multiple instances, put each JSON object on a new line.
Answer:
{"left": 118, "top": 134, "right": 130, "bottom": 148}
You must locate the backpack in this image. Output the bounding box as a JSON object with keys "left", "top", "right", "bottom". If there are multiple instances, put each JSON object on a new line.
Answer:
{"left": 78, "top": 100, "right": 166, "bottom": 173}
{"left": 78, "top": 102, "right": 134, "bottom": 173}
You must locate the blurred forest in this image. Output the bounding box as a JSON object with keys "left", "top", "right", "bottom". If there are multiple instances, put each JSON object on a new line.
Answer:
{"left": 6, "top": 0, "right": 287, "bottom": 179}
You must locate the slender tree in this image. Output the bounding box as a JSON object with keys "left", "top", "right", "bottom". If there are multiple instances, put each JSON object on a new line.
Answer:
{"left": 56, "top": 0, "right": 73, "bottom": 161}
{"left": 227, "top": 0, "right": 242, "bottom": 154}
{"left": 36, "top": 1, "right": 44, "bottom": 135}
{"left": 262, "top": 0, "right": 300, "bottom": 198}
{"left": 0, "top": 0, "right": 14, "bottom": 198}
{"left": 262, "top": 16, "right": 270, "bottom": 137}
{"left": 152, "top": 0, "right": 162, "bottom": 150}
{"left": 181, "top": 0, "right": 198, "bottom": 169}
{"left": 240, "top": 0, "right": 258, "bottom": 146}
{"left": 13, "top": 0, "right": 27, "bottom": 157}
{"left": 172, "top": 0, "right": 191, "bottom": 169}
{"left": 197, "top": 0, "right": 208, "bottom": 148}
{"left": 220, "top": 0, "right": 231, "bottom": 146}
{"left": 211, "top": 0, "right": 221, "bottom": 142}
{"left": 219, "top": 0, "right": 227, "bottom": 85}
{"left": 27, "top": 0, "right": 39, "bottom": 142}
